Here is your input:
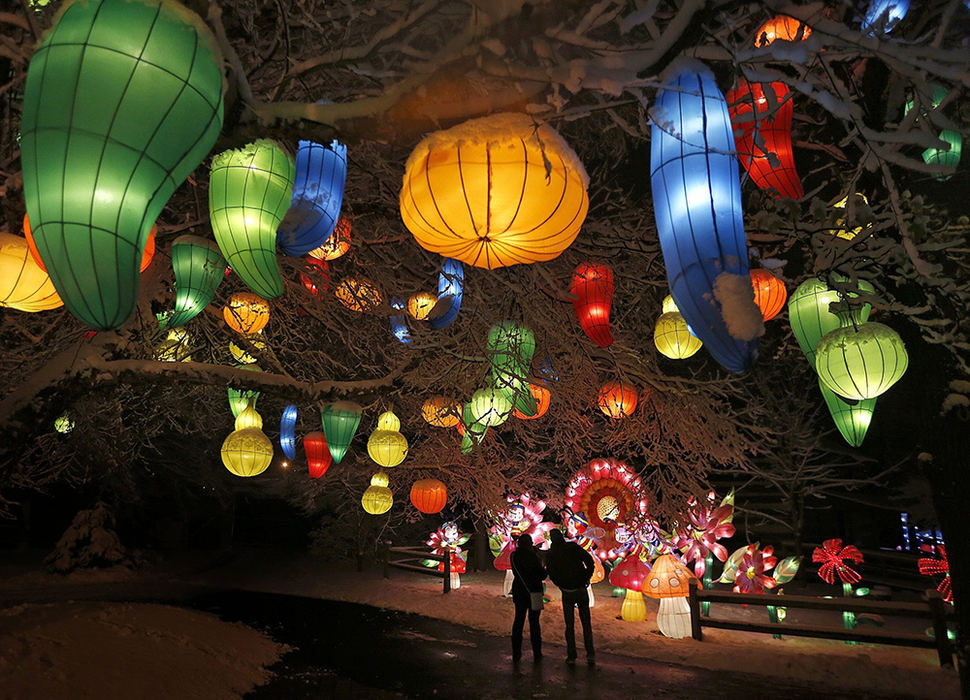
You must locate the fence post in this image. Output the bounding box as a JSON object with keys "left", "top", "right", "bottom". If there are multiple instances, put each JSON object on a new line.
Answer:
{"left": 688, "top": 576, "right": 703, "bottom": 641}
{"left": 443, "top": 551, "right": 451, "bottom": 594}
{"left": 927, "top": 589, "right": 953, "bottom": 667}
{"left": 383, "top": 540, "right": 391, "bottom": 580}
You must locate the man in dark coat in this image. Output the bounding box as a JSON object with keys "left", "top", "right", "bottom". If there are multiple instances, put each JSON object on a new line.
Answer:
{"left": 546, "top": 528, "right": 596, "bottom": 664}
{"left": 509, "top": 533, "right": 546, "bottom": 662}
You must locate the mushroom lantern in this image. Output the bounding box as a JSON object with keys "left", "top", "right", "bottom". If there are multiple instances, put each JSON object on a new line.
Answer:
{"left": 644, "top": 554, "right": 694, "bottom": 638}
{"left": 608, "top": 555, "right": 651, "bottom": 622}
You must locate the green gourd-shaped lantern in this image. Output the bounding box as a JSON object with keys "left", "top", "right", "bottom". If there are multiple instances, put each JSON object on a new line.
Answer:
{"left": 788, "top": 278, "right": 872, "bottom": 366}
{"left": 486, "top": 321, "right": 537, "bottom": 417}
{"left": 320, "top": 401, "right": 362, "bottom": 464}
{"left": 210, "top": 140, "right": 294, "bottom": 299}
{"left": 819, "top": 379, "right": 876, "bottom": 447}
{"left": 816, "top": 321, "right": 909, "bottom": 401}
{"left": 20, "top": 0, "right": 224, "bottom": 329}
{"left": 164, "top": 235, "right": 227, "bottom": 328}
{"left": 228, "top": 364, "right": 262, "bottom": 417}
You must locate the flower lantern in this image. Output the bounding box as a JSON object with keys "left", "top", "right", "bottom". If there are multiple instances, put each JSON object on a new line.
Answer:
{"left": 564, "top": 459, "right": 649, "bottom": 561}
{"left": 862, "top": 0, "right": 910, "bottom": 34}
{"left": 320, "top": 401, "right": 362, "bottom": 464}
{"left": 54, "top": 412, "right": 74, "bottom": 434}
{"left": 308, "top": 215, "right": 352, "bottom": 261}
{"left": 210, "top": 140, "right": 294, "bottom": 300}
{"left": 819, "top": 380, "right": 876, "bottom": 447}
{"left": 654, "top": 312, "right": 703, "bottom": 360}
{"left": 411, "top": 478, "right": 447, "bottom": 514}
{"left": 816, "top": 322, "right": 908, "bottom": 401}
{"left": 513, "top": 383, "right": 551, "bottom": 420}
{"left": 429, "top": 258, "right": 464, "bottom": 330}
{"left": 367, "top": 410, "right": 409, "bottom": 468}
{"left": 570, "top": 262, "right": 614, "bottom": 348}
{"left": 407, "top": 292, "right": 437, "bottom": 320}
{"left": 598, "top": 381, "right": 637, "bottom": 419}
{"left": 304, "top": 431, "right": 332, "bottom": 479}
{"left": 470, "top": 388, "right": 513, "bottom": 428}
{"left": 754, "top": 16, "right": 812, "bottom": 46}
{"left": 650, "top": 60, "right": 761, "bottom": 374}
{"left": 0, "top": 233, "right": 62, "bottom": 312}
{"left": 279, "top": 404, "right": 297, "bottom": 460}
{"left": 787, "top": 278, "right": 872, "bottom": 366}
{"left": 165, "top": 235, "right": 227, "bottom": 328}
{"left": 20, "top": 0, "right": 224, "bottom": 330}
{"left": 224, "top": 292, "right": 270, "bottom": 335}
{"left": 227, "top": 364, "right": 261, "bottom": 418}
{"left": 750, "top": 269, "right": 788, "bottom": 321}
{"left": 362, "top": 471, "right": 393, "bottom": 515}
{"left": 608, "top": 555, "right": 651, "bottom": 621}
{"left": 221, "top": 424, "right": 273, "bottom": 478}
{"left": 730, "top": 544, "right": 778, "bottom": 594}
{"left": 277, "top": 140, "right": 347, "bottom": 256}
{"left": 335, "top": 277, "right": 382, "bottom": 312}
{"left": 400, "top": 112, "right": 589, "bottom": 269}
{"left": 421, "top": 396, "right": 462, "bottom": 428}
{"left": 299, "top": 258, "right": 330, "bottom": 296}
{"left": 644, "top": 554, "right": 694, "bottom": 638}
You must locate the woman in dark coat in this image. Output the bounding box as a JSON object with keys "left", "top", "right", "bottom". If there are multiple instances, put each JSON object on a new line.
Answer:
{"left": 509, "top": 533, "right": 546, "bottom": 662}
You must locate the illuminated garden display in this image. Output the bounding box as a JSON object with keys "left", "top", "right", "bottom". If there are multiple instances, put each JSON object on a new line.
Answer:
{"left": 564, "top": 459, "right": 648, "bottom": 561}
{"left": 814, "top": 539, "right": 865, "bottom": 635}
{"left": 489, "top": 494, "right": 554, "bottom": 596}
{"left": 644, "top": 554, "right": 694, "bottom": 638}
{"left": 608, "top": 552, "right": 650, "bottom": 621}
{"left": 425, "top": 521, "right": 469, "bottom": 590}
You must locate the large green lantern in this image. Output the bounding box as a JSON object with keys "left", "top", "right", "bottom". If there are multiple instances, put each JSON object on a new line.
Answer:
{"left": 320, "top": 401, "right": 362, "bottom": 464}
{"left": 165, "top": 235, "right": 227, "bottom": 328}
{"left": 228, "top": 364, "right": 261, "bottom": 417}
{"left": 819, "top": 380, "right": 876, "bottom": 447}
{"left": 486, "top": 321, "right": 537, "bottom": 417}
{"left": 788, "top": 278, "right": 872, "bottom": 365}
{"left": 816, "top": 322, "right": 909, "bottom": 401}
{"left": 20, "top": 0, "right": 224, "bottom": 329}
{"left": 210, "top": 140, "right": 294, "bottom": 300}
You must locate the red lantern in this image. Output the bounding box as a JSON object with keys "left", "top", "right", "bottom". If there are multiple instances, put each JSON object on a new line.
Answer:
{"left": 304, "top": 431, "right": 333, "bottom": 479}
{"left": 300, "top": 257, "right": 331, "bottom": 296}
{"left": 410, "top": 478, "right": 447, "bottom": 514}
{"left": 513, "top": 383, "right": 551, "bottom": 420}
{"left": 750, "top": 269, "right": 788, "bottom": 321}
{"left": 598, "top": 381, "right": 637, "bottom": 419}
{"left": 726, "top": 80, "right": 802, "bottom": 200}
{"left": 570, "top": 262, "right": 614, "bottom": 348}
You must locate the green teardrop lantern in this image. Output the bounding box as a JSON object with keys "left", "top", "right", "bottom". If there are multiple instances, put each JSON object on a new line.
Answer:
{"left": 460, "top": 401, "right": 488, "bottom": 454}
{"left": 165, "top": 235, "right": 227, "bottom": 328}
{"left": 20, "top": 0, "right": 224, "bottom": 329}
{"left": 210, "top": 140, "right": 294, "bottom": 299}
{"left": 816, "top": 322, "right": 909, "bottom": 401}
{"left": 470, "top": 387, "right": 513, "bottom": 427}
{"left": 788, "top": 278, "right": 872, "bottom": 365}
{"left": 819, "top": 379, "right": 876, "bottom": 447}
{"left": 905, "top": 84, "right": 962, "bottom": 181}
{"left": 320, "top": 401, "right": 362, "bottom": 464}
{"left": 228, "top": 364, "right": 262, "bottom": 417}
{"left": 486, "top": 321, "right": 537, "bottom": 416}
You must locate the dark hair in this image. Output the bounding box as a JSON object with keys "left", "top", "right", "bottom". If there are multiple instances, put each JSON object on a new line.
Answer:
{"left": 517, "top": 533, "right": 533, "bottom": 549}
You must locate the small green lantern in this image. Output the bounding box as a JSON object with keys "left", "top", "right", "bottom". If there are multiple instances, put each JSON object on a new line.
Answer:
{"left": 816, "top": 322, "right": 909, "bottom": 401}
{"left": 788, "top": 278, "right": 872, "bottom": 365}
{"left": 470, "top": 387, "right": 512, "bottom": 428}
{"left": 165, "top": 236, "right": 227, "bottom": 329}
{"left": 906, "top": 84, "right": 962, "bottom": 181}
{"left": 819, "top": 380, "right": 876, "bottom": 447}
{"left": 54, "top": 412, "right": 74, "bottom": 434}
{"left": 228, "top": 364, "right": 262, "bottom": 417}
{"left": 320, "top": 401, "right": 362, "bottom": 464}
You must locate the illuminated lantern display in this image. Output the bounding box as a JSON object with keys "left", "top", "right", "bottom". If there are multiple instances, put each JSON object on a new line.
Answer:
{"left": 426, "top": 521, "right": 469, "bottom": 590}
{"left": 512, "top": 383, "right": 551, "bottom": 420}
{"left": 787, "top": 278, "right": 872, "bottom": 366}
{"left": 750, "top": 269, "right": 788, "bottom": 321}
{"left": 367, "top": 410, "right": 409, "bottom": 468}
{"left": 277, "top": 140, "right": 347, "bottom": 256}
{"left": 410, "top": 478, "right": 448, "bottom": 514}
{"left": 234, "top": 400, "right": 263, "bottom": 431}
{"left": 0, "top": 233, "right": 62, "bottom": 312}
{"left": 421, "top": 396, "right": 462, "bottom": 428}
{"left": 832, "top": 194, "right": 871, "bottom": 241}
{"left": 400, "top": 112, "right": 589, "bottom": 269}
{"left": 470, "top": 388, "right": 513, "bottom": 428}
{"left": 608, "top": 555, "right": 650, "bottom": 622}
{"left": 320, "top": 401, "right": 362, "bottom": 464}
{"left": 644, "top": 554, "right": 694, "bottom": 638}
{"left": 598, "top": 381, "right": 637, "bottom": 419}
{"left": 389, "top": 297, "right": 412, "bottom": 344}
{"left": 654, "top": 312, "right": 703, "bottom": 360}
{"left": 429, "top": 258, "right": 464, "bottom": 330}
{"left": 227, "top": 364, "right": 261, "bottom": 418}
{"left": 308, "top": 215, "right": 352, "bottom": 261}
{"left": 224, "top": 292, "right": 270, "bottom": 335}
{"left": 819, "top": 380, "right": 876, "bottom": 447}
{"left": 221, "top": 400, "right": 273, "bottom": 477}
{"left": 299, "top": 258, "right": 330, "bottom": 296}
{"left": 661, "top": 294, "right": 679, "bottom": 314}
{"left": 754, "top": 15, "right": 812, "bottom": 46}
{"left": 155, "top": 328, "right": 192, "bottom": 362}
{"left": 54, "top": 412, "right": 74, "bottom": 434}
{"left": 816, "top": 321, "right": 909, "bottom": 401}
{"left": 24, "top": 214, "right": 155, "bottom": 274}
{"left": 906, "top": 85, "right": 961, "bottom": 180}
{"left": 280, "top": 404, "right": 297, "bottom": 460}
{"left": 335, "top": 277, "right": 382, "bottom": 312}
{"left": 20, "top": 0, "right": 223, "bottom": 330}
{"left": 650, "top": 61, "right": 760, "bottom": 374}
{"left": 229, "top": 336, "right": 266, "bottom": 365}
{"left": 862, "top": 0, "right": 910, "bottom": 34}
{"left": 210, "top": 139, "right": 294, "bottom": 300}
{"left": 490, "top": 495, "right": 555, "bottom": 596}
{"left": 407, "top": 292, "right": 437, "bottom": 320}
{"left": 570, "top": 262, "right": 614, "bottom": 348}
{"left": 362, "top": 471, "right": 393, "bottom": 515}
{"left": 564, "top": 458, "right": 649, "bottom": 561}
{"left": 304, "top": 431, "right": 332, "bottom": 479}
{"left": 165, "top": 236, "right": 227, "bottom": 328}
{"left": 486, "top": 321, "right": 537, "bottom": 416}
{"left": 726, "top": 80, "right": 802, "bottom": 200}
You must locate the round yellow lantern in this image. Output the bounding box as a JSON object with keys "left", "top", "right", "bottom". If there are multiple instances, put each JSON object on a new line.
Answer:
{"left": 335, "top": 277, "right": 382, "bottom": 312}
{"left": 407, "top": 291, "right": 437, "bottom": 320}
{"left": 421, "top": 396, "right": 462, "bottom": 428}
{"left": 224, "top": 292, "right": 270, "bottom": 334}
{"left": 367, "top": 410, "right": 409, "bottom": 468}
{"left": 229, "top": 335, "right": 266, "bottom": 365}
{"left": 362, "top": 471, "right": 394, "bottom": 515}
{"left": 221, "top": 426, "right": 273, "bottom": 477}
{"left": 400, "top": 112, "right": 589, "bottom": 269}
{"left": 308, "top": 216, "right": 352, "bottom": 261}
{"left": 0, "top": 233, "right": 62, "bottom": 312}
{"left": 654, "top": 311, "right": 703, "bottom": 359}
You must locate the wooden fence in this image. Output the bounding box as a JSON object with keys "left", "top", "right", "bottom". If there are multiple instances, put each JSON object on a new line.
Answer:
{"left": 383, "top": 540, "right": 451, "bottom": 593}
{"left": 688, "top": 583, "right": 955, "bottom": 667}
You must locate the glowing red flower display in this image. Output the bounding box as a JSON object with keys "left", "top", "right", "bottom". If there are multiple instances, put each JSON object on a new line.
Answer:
{"left": 918, "top": 545, "right": 952, "bottom": 603}
{"left": 733, "top": 544, "right": 777, "bottom": 594}
{"left": 673, "top": 493, "right": 736, "bottom": 579}
{"left": 812, "top": 538, "right": 863, "bottom": 585}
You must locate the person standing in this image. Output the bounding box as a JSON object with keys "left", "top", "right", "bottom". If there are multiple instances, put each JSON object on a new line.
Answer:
{"left": 546, "top": 528, "right": 596, "bottom": 665}
{"left": 509, "top": 533, "right": 546, "bottom": 662}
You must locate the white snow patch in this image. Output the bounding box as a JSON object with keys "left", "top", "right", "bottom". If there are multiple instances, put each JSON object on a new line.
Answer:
{"left": 713, "top": 272, "right": 765, "bottom": 341}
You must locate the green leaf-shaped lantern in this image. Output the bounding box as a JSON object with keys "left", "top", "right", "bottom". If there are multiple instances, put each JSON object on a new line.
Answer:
{"left": 165, "top": 235, "right": 227, "bottom": 328}
{"left": 321, "top": 401, "right": 362, "bottom": 464}
{"left": 819, "top": 380, "right": 876, "bottom": 447}
{"left": 228, "top": 364, "right": 262, "bottom": 417}
{"left": 486, "top": 321, "right": 537, "bottom": 417}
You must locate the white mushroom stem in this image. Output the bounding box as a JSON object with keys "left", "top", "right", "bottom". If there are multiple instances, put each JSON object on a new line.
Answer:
{"left": 657, "top": 596, "right": 692, "bottom": 638}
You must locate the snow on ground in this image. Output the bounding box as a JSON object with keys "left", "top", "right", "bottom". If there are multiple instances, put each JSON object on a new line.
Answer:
{"left": 0, "top": 601, "right": 287, "bottom": 700}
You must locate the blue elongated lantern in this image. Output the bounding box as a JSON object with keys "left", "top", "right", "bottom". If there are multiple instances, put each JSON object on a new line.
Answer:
{"left": 280, "top": 404, "right": 297, "bottom": 460}
{"left": 277, "top": 140, "right": 347, "bottom": 256}
{"left": 862, "top": 0, "right": 909, "bottom": 34}
{"left": 649, "top": 60, "right": 760, "bottom": 374}
{"left": 429, "top": 258, "right": 464, "bottom": 330}
{"left": 390, "top": 297, "right": 412, "bottom": 344}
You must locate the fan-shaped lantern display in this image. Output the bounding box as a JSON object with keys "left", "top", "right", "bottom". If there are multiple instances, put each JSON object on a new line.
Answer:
{"left": 277, "top": 140, "right": 347, "bottom": 256}
{"left": 726, "top": 80, "right": 802, "bottom": 200}
{"left": 570, "top": 262, "right": 614, "bottom": 348}
{"left": 320, "top": 401, "right": 362, "bottom": 464}
{"left": 608, "top": 556, "right": 651, "bottom": 622}
{"left": 513, "top": 383, "right": 551, "bottom": 420}
{"left": 750, "top": 269, "right": 788, "bottom": 321}
{"left": 210, "top": 140, "right": 294, "bottom": 299}
{"left": 335, "top": 277, "right": 383, "bottom": 313}
{"left": 650, "top": 60, "right": 760, "bottom": 374}
{"left": 0, "top": 233, "right": 62, "bottom": 312}
{"left": 598, "top": 381, "right": 637, "bottom": 419}
{"left": 644, "top": 554, "right": 694, "bottom": 638}
{"left": 24, "top": 214, "right": 156, "bottom": 274}
{"left": 227, "top": 364, "right": 261, "bottom": 418}
{"left": 411, "top": 478, "right": 448, "bottom": 514}
{"left": 304, "top": 431, "right": 333, "bottom": 479}
{"left": 20, "top": 0, "right": 224, "bottom": 330}
{"left": 788, "top": 278, "right": 872, "bottom": 365}
{"left": 429, "top": 258, "right": 464, "bottom": 330}
{"left": 819, "top": 380, "right": 876, "bottom": 447}
{"left": 155, "top": 328, "right": 192, "bottom": 362}
{"left": 165, "top": 236, "right": 227, "bottom": 328}
{"left": 754, "top": 15, "right": 812, "bottom": 46}
{"left": 224, "top": 292, "right": 270, "bottom": 335}
{"left": 654, "top": 312, "right": 703, "bottom": 360}
{"left": 54, "top": 412, "right": 74, "bottom": 434}
{"left": 816, "top": 322, "right": 909, "bottom": 401}
{"left": 408, "top": 292, "right": 438, "bottom": 320}
{"left": 486, "top": 321, "right": 538, "bottom": 417}
{"left": 906, "top": 85, "right": 962, "bottom": 181}
{"left": 400, "top": 113, "right": 589, "bottom": 269}
{"left": 422, "top": 396, "right": 462, "bottom": 428}
{"left": 229, "top": 336, "right": 266, "bottom": 365}
{"left": 362, "top": 471, "right": 393, "bottom": 515}
{"left": 661, "top": 294, "right": 679, "bottom": 314}
{"left": 367, "top": 410, "right": 409, "bottom": 468}
{"left": 308, "top": 216, "right": 352, "bottom": 261}
{"left": 234, "top": 400, "right": 263, "bottom": 431}
{"left": 470, "top": 388, "right": 513, "bottom": 428}
{"left": 299, "top": 258, "right": 330, "bottom": 296}
{"left": 862, "top": 0, "right": 910, "bottom": 34}
{"left": 221, "top": 426, "right": 273, "bottom": 478}
{"left": 280, "top": 404, "right": 297, "bottom": 460}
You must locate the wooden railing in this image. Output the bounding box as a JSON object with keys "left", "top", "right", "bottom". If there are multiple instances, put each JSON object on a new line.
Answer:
{"left": 383, "top": 540, "right": 451, "bottom": 594}
{"left": 687, "top": 582, "right": 955, "bottom": 667}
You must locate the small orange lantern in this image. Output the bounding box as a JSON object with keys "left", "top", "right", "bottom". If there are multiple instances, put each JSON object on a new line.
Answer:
{"left": 308, "top": 216, "right": 352, "bottom": 261}
{"left": 24, "top": 213, "right": 156, "bottom": 273}
{"left": 750, "top": 269, "right": 787, "bottom": 321}
{"left": 754, "top": 16, "right": 812, "bottom": 47}
{"left": 410, "top": 478, "right": 447, "bottom": 514}
{"left": 335, "top": 277, "right": 382, "bottom": 312}
{"left": 597, "top": 381, "right": 637, "bottom": 419}
{"left": 421, "top": 396, "right": 462, "bottom": 428}
{"left": 224, "top": 292, "right": 270, "bottom": 334}
{"left": 407, "top": 291, "right": 437, "bottom": 320}
{"left": 513, "top": 383, "right": 551, "bottom": 420}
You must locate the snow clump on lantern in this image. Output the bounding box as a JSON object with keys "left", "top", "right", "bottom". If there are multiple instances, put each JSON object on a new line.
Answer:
{"left": 411, "top": 478, "right": 448, "bottom": 514}
{"left": 362, "top": 471, "right": 393, "bottom": 515}
{"left": 367, "top": 410, "right": 409, "bottom": 468}
{"left": 644, "top": 554, "right": 694, "bottom": 638}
